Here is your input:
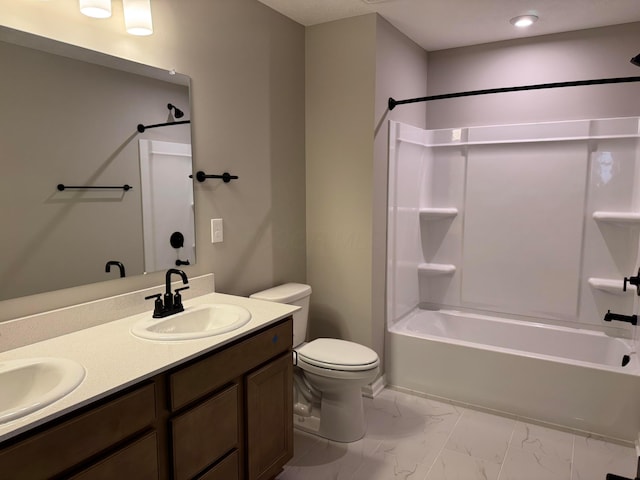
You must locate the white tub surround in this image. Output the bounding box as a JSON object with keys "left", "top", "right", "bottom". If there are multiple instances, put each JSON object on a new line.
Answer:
{"left": 386, "top": 117, "right": 640, "bottom": 442}
{"left": 388, "top": 117, "right": 640, "bottom": 330}
{"left": 0, "top": 285, "right": 298, "bottom": 443}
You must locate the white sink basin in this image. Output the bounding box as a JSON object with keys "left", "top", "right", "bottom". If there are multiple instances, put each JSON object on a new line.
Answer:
{"left": 131, "top": 303, "right": 252, "bottom": 341}
{"left": 0, "top": 357, "right": 86, "bottom": 425}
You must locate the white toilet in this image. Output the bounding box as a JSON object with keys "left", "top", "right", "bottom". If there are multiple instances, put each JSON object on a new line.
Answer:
{"left": 250, "top": 283, "right": 380, "bottom": 443}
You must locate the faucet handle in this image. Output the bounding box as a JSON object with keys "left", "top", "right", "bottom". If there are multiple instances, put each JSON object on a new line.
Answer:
{"left": 174, "top": 286, "right": 189, "bottom": 310}
{"left": 145, "top": 293, "right": 165, "bottom": 318}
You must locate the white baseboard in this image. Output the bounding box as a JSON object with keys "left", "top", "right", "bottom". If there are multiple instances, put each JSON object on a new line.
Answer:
{"left": 362, "top": 374, "right": 386, "bottom": 398}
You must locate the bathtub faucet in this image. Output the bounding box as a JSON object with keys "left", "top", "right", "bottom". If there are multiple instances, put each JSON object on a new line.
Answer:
{"left": 604, "top": 310, "right": 638, "bottom": 326}
{"left": 623, "top": 268, "right": 640, "bottom": 295}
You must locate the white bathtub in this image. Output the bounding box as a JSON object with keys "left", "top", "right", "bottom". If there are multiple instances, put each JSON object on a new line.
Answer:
{"left": 386, "top": 308, "right": 640, "bottom": 442}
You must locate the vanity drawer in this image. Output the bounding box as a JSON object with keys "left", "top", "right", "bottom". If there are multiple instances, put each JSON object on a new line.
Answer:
{"left": 198, "top": 450, "right": 239, "bottom": 480}
{"left": 69, "top": 431, "right": 159, "bottom": 480}
{"left": 0, "top": 383, "right": 156, "bottom": 480}
{"left": 169, "top": 317, "right": 292, "bottom": 410}
{"left": 171, "top": 383, "right": 239, "bottom": 480}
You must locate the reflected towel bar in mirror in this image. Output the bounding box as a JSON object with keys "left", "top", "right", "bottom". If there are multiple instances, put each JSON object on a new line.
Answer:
{"left": 190, "top": 171, "right": 238, "bottom": 183}
{"left": 57, "top": 184, "right": 133, "bottom": 191}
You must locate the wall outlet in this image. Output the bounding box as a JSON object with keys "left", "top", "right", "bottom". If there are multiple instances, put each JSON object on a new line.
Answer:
{"left": 211, "top": 218, "right": 223, "bottom": 243}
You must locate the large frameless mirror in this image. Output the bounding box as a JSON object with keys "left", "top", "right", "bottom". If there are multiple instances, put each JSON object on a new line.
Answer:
{"left": 0, "top": 26, "right": 196, "bottom": 302}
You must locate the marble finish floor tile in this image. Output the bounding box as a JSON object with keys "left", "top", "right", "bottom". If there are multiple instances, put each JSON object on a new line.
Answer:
{"left": 426, "top": 448, "right": 501, "bottom": 480}
{"left": 367, "top": 389, "right": 462, "bottom": 468}
{"left": 500, "top": 446, "right": 571, "bottom": 480}
{"left": 444, "top": 408, "right": 515, "bottom": 464}
{"left": 278, "top": 388, "right": 637, "bottom": 480}
{"left": 510, "top": 422, "right": 574, "bottom": 464}
{"left": 498, "top": 421, "right": 574, "bottom": 480}
{"left": 280, "top": 429, "right": 382, "bottom": 480}
{"left": 571, "top": 435, "right": 636, "bottom": 480}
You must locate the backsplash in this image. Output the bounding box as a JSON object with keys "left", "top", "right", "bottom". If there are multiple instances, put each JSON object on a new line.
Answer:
{"left": 0, "top": 273, "right": 215, "bottom": 353}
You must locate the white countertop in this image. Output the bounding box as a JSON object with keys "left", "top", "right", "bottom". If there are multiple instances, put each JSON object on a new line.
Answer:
{"left": 0, "top": 292, "right": 298, "bottom": 443}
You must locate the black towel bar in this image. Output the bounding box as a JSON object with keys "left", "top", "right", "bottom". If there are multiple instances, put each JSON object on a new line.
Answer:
{"left": 57, "top": 184, "right": 132, "bottom": 191}
{"left": 190, "top": 171, "right": 238, "bottom": 183}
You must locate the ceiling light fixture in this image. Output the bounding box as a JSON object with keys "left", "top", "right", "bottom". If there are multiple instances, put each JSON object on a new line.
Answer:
{"left": 510, "top": 15, "right": 538, "bottom": 28}
{"left": 122, "top": 0, "right": 153, "bottom": 36}
{"left": 79, "top": 0, "right": 112, "bottom": 19}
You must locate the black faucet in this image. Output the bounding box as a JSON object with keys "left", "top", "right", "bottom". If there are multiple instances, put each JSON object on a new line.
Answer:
{"left": 105, "top": 261, "right": 125, "bottom": 278}
{"left": 624, "top": 268, "right": 640, "bottom": 295}
{"left": 164, "top": 268, "right": 189, "bottom": 311}
{"left": 145, "top": 268, "right": 190, "bottom": 318}
{"left": 604, "top": 310, "right": 638, "bottom": 326}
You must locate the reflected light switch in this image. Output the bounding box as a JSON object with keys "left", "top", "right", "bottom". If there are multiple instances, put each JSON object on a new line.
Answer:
{"left": 211, "top": 218, "right": 223, "bottom": 243}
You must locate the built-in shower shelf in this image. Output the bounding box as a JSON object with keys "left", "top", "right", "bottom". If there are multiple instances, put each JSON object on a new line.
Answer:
{"left": 418, "top": 263, "right": 456, "bottom": 276}
{"left": 588, "top": 277, "right": 631, "bottom": 295}
{"left": 419, "top": 208, "right": 458, "bottom": 220}
{"left": 592, "top": 211, "right": 640, "bottom": 225}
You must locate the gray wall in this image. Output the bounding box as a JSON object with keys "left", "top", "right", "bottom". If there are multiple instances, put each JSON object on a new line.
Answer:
{"left": 426, "top": 22, "right": 640, "bottom": 129}
{"left": 306, "top": 14, "right": 427, "bottom": 363}
{"left": 305, "top": 15, "right": 377, "bottom": 346}
{"left": 0, "top": 0, "right": 306, "bottom": 322}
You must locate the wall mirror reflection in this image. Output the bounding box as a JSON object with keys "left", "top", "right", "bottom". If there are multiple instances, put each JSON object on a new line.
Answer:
{"left": 0, "top": 26, "right": 196, "bottom": 302}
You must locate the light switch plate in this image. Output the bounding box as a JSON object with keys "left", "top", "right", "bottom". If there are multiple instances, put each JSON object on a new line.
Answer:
{"left": 211, "top": 218, "right": 223, "bottom": 243}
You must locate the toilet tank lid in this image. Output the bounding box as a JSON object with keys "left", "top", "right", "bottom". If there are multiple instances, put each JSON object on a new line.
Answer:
{"left": 250, "top": 283, "right": 312, "bottom": 303}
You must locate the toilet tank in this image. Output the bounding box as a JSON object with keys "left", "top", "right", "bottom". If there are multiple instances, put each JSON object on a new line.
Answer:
{"left": 250, "top": 283, "right": 312, "bottom": 348}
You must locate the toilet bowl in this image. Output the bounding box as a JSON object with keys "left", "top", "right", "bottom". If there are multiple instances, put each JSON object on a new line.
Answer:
{"left": 250, "top": 283, "right": 380, "bottom": 443}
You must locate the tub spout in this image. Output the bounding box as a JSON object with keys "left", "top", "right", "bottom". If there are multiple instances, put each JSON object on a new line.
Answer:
{"left": 604, "top": 310, "right": 638, "bottom": 326}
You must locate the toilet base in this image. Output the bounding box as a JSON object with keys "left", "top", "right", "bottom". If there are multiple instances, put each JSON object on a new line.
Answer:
{"left": 318, "top": 387, "right": 366, "bottom": 442}
{"left": 294, "top": 413, "right": 321, "bottom": 435}
{"left": 293, "top": 387, "right": 367, "bottom": 443}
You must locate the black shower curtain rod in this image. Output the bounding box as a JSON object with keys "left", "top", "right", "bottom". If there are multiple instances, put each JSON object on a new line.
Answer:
{"left": 388, "top": 76, "right": 640, "bottom": 110}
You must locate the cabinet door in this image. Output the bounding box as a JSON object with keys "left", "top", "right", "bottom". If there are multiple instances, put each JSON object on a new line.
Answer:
{"left": 246, "top": 353, "right": 293, "bottom": 480}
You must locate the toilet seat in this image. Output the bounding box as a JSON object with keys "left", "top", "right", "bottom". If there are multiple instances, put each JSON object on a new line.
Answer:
{"left": 297, "top": 338, "right": 379, "bottom": 372}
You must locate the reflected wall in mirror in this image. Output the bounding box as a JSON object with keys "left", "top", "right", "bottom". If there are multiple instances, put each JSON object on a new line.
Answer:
{"left": 0, "top": 27, "right": 196, "bottom": 301}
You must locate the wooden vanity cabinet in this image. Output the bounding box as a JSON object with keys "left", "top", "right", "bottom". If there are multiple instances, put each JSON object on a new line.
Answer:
{"left": 0, "top": 383, "right": 157, "bottom": 480}
{"left": 167, "top": 317, "right": 293, "bottom": 480}
{"left": 0, "top": 316, "right": 293, "bottom": 480}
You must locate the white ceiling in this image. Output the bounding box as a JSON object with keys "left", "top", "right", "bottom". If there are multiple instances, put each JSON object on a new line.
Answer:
{"left": 257, "top": 0, "right": 640, "bottom": 51}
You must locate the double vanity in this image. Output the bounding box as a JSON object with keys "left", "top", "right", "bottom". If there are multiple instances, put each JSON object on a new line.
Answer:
{"left": 0, "top": 283, "right": 297, "bottom": 480}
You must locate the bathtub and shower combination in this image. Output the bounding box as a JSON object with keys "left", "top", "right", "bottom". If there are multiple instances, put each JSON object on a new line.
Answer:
{"left": 385, "top": 118, "right": 640, "bottom": 442}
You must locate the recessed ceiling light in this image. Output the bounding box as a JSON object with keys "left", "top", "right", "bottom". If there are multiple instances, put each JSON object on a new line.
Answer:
{"left": 510, "top": 15, "right": 538, "bottom": 28}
